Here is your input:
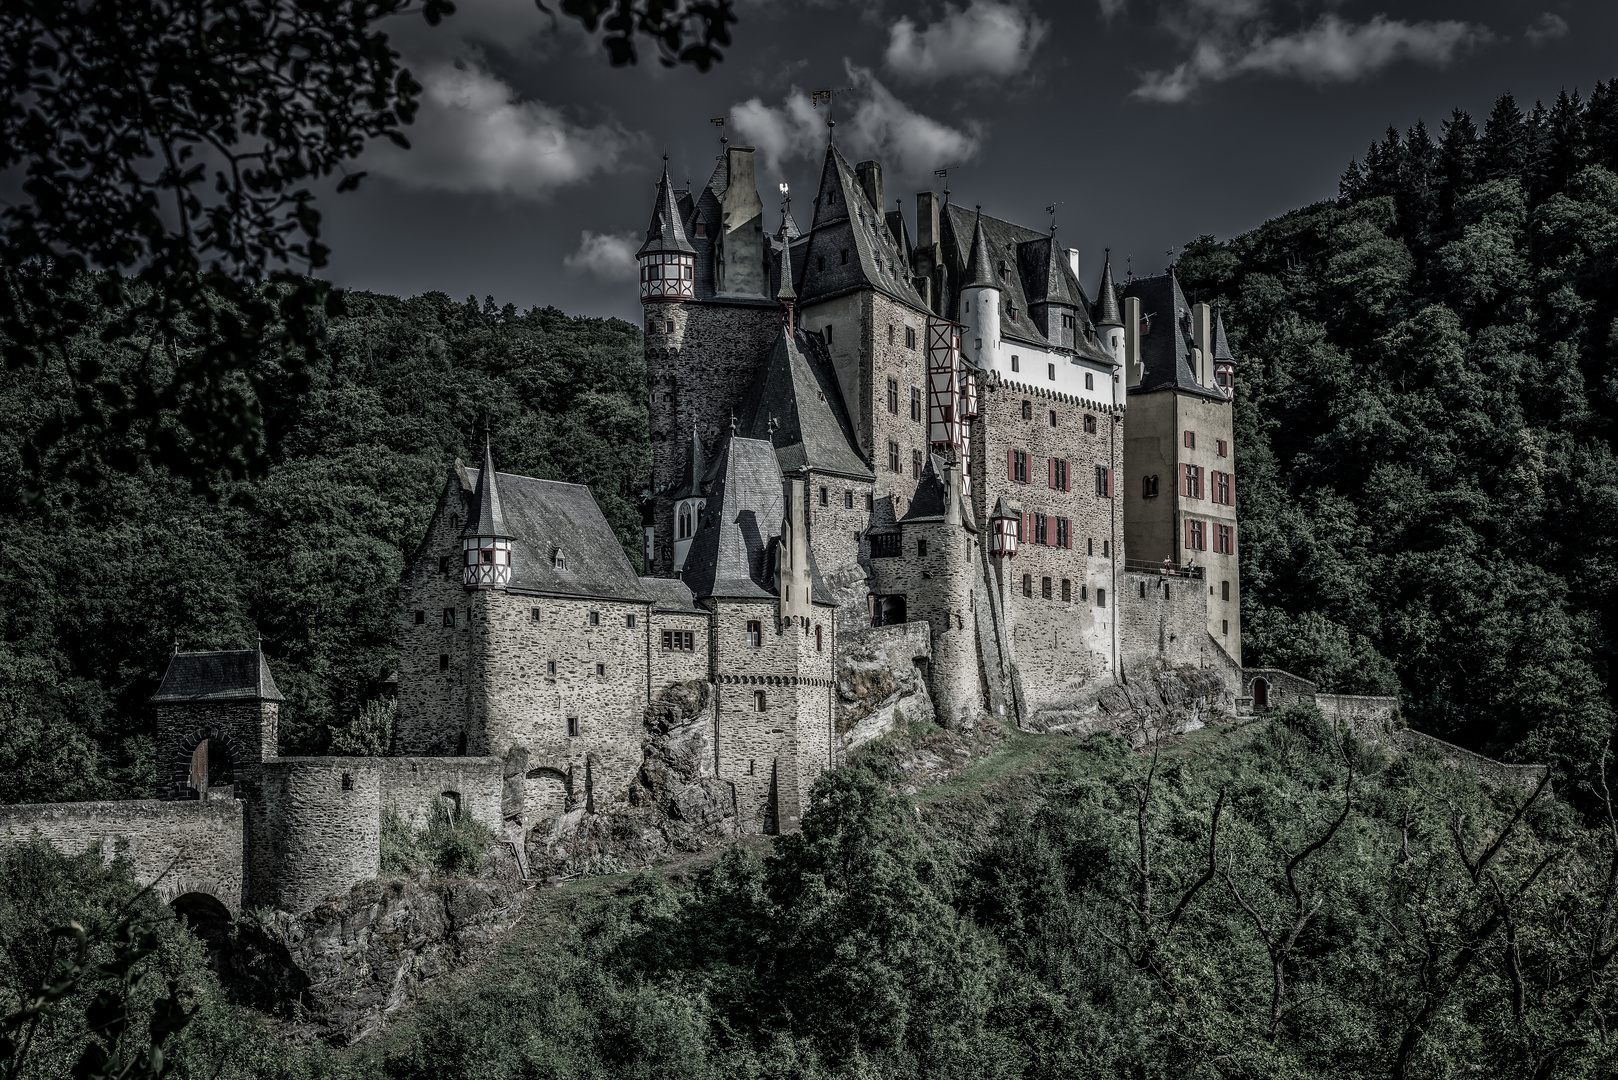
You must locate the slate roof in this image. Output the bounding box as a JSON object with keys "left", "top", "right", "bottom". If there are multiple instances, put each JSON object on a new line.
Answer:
{"left": 1212, "top": 306, "right": 1234, "bottom": 361}
{"left": 639, "top": 576, "right": 704, "bottom": 614}
{"left": 735, "top": 327, "right": 872, "bottom": 480}
{"left": 796, "top": 141, "right": 929, "bottom": 311}
{"left": 1120, "top": 270, "right": 1228, "bottom": 400}
{"left": 464, "top": 440, "right": 509, "bottom": 537}
{"left": 152, "top": 648, "right": 284, "bottom": 704}
{"left": 1092, "top": 251, "right": 1123, "bottom": 328}
{"left": 638, "top": 164, "right": 695, "bottom": 258}
{"left": 964, "top": 211, "right": 996, "bottom": 289}
{"left": 667, "top": 426, "right": 708, "bottom": 501}
{"left": 680, "top": 435, "right": 833, "bottom": 604}
{"left": 940, "top": 203, "right": 1114, "bottom": 364}
{"left": 901, "top": 454, "right": 949, "bottom": 522}
{"left": 461, "top": 467, "right": 648, "bottom": 602}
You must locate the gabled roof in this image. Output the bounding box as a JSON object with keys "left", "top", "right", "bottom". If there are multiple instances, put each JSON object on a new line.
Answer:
{"left": 885, "top": 208, "right": 913, "bottom": 266}
{"left": 776, "top": 238, "right": 797, "bottom": 302}
{"left": 637, "top": 164, "right": 696, "bottom": 258}
{"left": 736, "top": 328, "right": 871, "bottom": 479}
{"left": 1019, "top": 235, "right": 1081, "bottom": 308}
{"left": 1093, "top": 251, "right": 1122, "bottom": 328}
{"left": 1120, "top": 270, "right": 1227, "bottom": 400}
{"left": 152, "top": 648, "right": 284, "bottom": 704}
{"left": 796, "top": 141, "right": 929, "bottom": 310}
{"left": 461, "top": 467, "right": 648, "bottom": 601}
{"left": 464, "top": 440, "right": 510, "bottom": 537}
{"left": 639, "top": 576, "right": 704, "bottom": 614}
{"left": 901, "top": 453, "right": 949, "bottom": 522}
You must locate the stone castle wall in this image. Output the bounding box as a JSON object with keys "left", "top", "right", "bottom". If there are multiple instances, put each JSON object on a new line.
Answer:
{"left": 155, "top": 700, "right": 279, "bottom": 798}
{"left": 874, "top": 521, "right": 979, "bottom": 727}
{"left": 396, "top": 476, "right": 476, "bottom": 755}
{"left": 251, "top": 758, "right": 382, "bottom": 914}
{"left": 379, "top": 757, "right": 504, "bottom": 831}
{"left": 650, "top": 609, "right": 712, "bottom": 688}
{"left": 805, "top": 470, "right": 878, "bottom": 640}
{"left": 1120, "top": 568, "right": 1213, "bottom": 676}
{"left": 0, "top": 798, "right": 246, "bottom": 914}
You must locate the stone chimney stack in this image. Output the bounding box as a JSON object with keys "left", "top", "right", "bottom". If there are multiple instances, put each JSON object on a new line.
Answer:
{"left": 777, "top": 478, "right": 813, "bottom": 621}
{"left": 1124, "top": 296, "right": 1143, "bottom": 388}
{"left": 915, "top": 191, "right": 943, "bottom": 310}
{"left": 855, "top": 160, "right": 883, "bottom": 213}
{"left": 1191, "top": 302, "right": 1213, "bottom": 386}
{"left": 1065, "top": 248, "right": 1080, "bottom": 280}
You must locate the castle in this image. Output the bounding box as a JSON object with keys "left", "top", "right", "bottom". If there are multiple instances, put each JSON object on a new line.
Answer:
{"left": 0, "top": 131, "right": 1262, "bottom": 922}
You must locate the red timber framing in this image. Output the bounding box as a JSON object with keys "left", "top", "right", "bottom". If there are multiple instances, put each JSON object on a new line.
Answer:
{"left": 927, "top": 317, "right": 976, "bottom": 497}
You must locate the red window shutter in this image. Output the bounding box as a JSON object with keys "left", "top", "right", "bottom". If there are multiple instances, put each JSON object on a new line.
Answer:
{"left": 1064, "top": 518, "right": 1072, "bottom": 548}
{"left": 1229, "top": 473, "right": 1236, "bottom": 507}
{"left": 1007, "top": 448, "right": 1014, "bottom": 480}
{"left": 1197, "top": 466, "right": 1205, "bottom": 500}
{"left": 1185, "top": 517, "right": 1192, "bottom": 550}
{"left": 1107, "top": 468, "right": 1115, "bottom": 498}
{"left": 1048, "top": 457, "right": 1055, "bottom": 489}
{"left": 1063, "top": 459, "right": 1071, "bottom": 491}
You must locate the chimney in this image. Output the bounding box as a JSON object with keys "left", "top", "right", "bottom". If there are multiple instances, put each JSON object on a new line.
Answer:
{"left": 915, "top": 191, "right": 942, "bottom": 310}
{"left": 855, "top": 160, "right": 883, "bottom": 214}
{"left": 1123, "top": 296, "right": 1143, "bottom": 388}
{"left": 942, "top": 458, "right": 962, "bottom": 527}
{"left": 917, "top": 191, "right": 940, "bottom": 251}
{"left": 778, "top": 478, "right": 812, "bottom": 621}
{"left": 1191, "top": 302, "right": 1212, "bottom": 386}
{"left": 1065, "top": 248, "right": 1081, "bottom": 280}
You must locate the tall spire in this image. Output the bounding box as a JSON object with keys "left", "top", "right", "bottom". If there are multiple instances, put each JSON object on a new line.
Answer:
{"left": 465, "top": 437, "right": 509, "bottom": 538}
{"left": 776, "top": 238, "right": 797, "bottom": 332}
{"left": 1212, "top": 304, "right": 1234, "bottom": 362}
{"left": 637, "top": 159, "right": 695, "bottom": 258}
{"left": 965, "top": 208, "right": 997, "bottom": 290}
{"left": 1093, "top": 248, "right": 1122, "bottom": 329}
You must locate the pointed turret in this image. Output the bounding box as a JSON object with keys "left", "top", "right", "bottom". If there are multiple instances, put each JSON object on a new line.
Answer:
{"left": 1211, "top": 304, "right": 1235, "bottom": 399}
{"left": 960, "top": 209, "right": 1002, "bottom": 367}
{"left": 964, "top": 210, "right": 998, "bottom": 290}
{"left": 463, "top": 440, "right": 514, "bottom": 589}
{"left": 1092, "top": 249, "right": 1122, "bottom": 328}
{"left": 638, "top": 161, "right": 696, "bottom": 303}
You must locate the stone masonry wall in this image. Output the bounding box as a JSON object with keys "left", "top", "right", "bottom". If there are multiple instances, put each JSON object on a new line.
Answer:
{"left": 155, "top": 701, "right": 278, "bottom": 798}
{"left": 791, "top": 612, "right": 836, "bottom": 810}
{"left": 1244, "top": 668, "right": 1319, "bottom": 710}
{"left": 805, "top": 470, "right": 877, "bottom": 641}
{"left": 379, "top": 757, "right": 504, "bottom": 831}
{"left": 868, "top": 292, "right": 935, "bottom": 518}
{"left": 650, "top": 610, "right": 712, "bottom": 688}
{"left": 974, "top": 374, "right": 1124, "bottom": 713}
{"left": 397, "top": 474, "right": 476, "bottom": 754}
{"left": 252, "top": 759, "right": 381, "bottom": 914}
{"left": 646, "top": 299, "right": 782, "bottom": 575}
{"left": 475, "top": 591, "right": 649, "bottom": 807}
{"left": 0, "top": 799, "right": 246, "bottom": 914}
{"left": 873, "top": 522, "right": 979, "bottom": 727}
{"left": 1120, "top": 568, "right": 1212, "bottom": 676}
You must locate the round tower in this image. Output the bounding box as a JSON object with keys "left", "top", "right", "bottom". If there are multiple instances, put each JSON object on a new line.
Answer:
{"left": 638, "top": 160, "right": 696, "bottom": 303}
{"left": 960, "top": 209, "right": 1001, "bottom": 367}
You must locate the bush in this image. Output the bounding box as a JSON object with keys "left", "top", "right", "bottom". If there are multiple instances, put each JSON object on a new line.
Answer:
{"left": 379, "top": 799, "right": 495, "bottom": 876}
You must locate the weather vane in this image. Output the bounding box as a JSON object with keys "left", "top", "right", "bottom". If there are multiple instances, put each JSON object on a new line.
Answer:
{"left": 710, "top": 116, "right": 727, "bottom": 160}
{"left": 811, "top": 87, "right": 852, "bottom": 125}
{"left": 779, "top": 182, "right": 790, "bottom": 216}
{"left": 1045, "top": 201, "right": 1063, "bottom": 234}
{"left": 934, "top": 165, "right": 961, "bottom": 204}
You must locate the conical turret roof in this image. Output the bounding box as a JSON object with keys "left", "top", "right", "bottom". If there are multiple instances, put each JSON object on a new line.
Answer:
{"left": 964, "top": 210, "right": 998, "bottom": 290}
{"left": 637, "top": 163, "right": 696, "bottom": 258}
{"left": 1212, "top": 305, "right": 1234, "bottom": 361}
{"left": 1093, "top": 250, "right": 1122, "bottom": 328}
{"left": 776, "top": 238, "right": 797, "bottom": 301}
{"left": 464, "top": 439, "right": 510, "bottom": 537}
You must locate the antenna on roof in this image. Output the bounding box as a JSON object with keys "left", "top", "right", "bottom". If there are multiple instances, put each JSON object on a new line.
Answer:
{"left": 1045, "top": 202, "right": 1062, "bottom": 234}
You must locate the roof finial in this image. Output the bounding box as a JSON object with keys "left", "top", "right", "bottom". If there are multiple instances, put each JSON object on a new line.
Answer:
{"left": 173, "top": 637, "right": 180, "bottom": 656}
{"left": 1045, "top": 202, "right": 1061, "bottom": 235}
{"left": 730, "top": 413, "right": 738, "bottom": 434}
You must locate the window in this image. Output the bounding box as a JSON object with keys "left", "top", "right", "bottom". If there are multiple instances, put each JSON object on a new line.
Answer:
{"left": 865, "top": 492, "right": 874, "bottom": 511}
{"left": 414, "top": 610, "right": 425, "bottom": 625}
{"left": 824, "top": 324, "right": 833, "bottom": 345}
{"left": 595, "top": 662, "right": 606, "bottom": 676}
{"left": 626, "top": 613, "right": 637, "bottom": 628}
{"left": 1095, "top": 465, "right": 1114, "bottom": 498}
{"left": 1011, "top": 355, "right": 1020, "bottom": 372}
{"left": 917, "top": 538, "right": 928, "bottom": 557}
{"left": 754, "top": 690, "right": 767, "bottom": 711}
{"left": 1221, "top": 580, "right": 1231, "bottom": 602}
{"left": 1143, "top": 474, "right": 1159, "bottom": 498}
{"left": 1034, "top": 514, "right": 1047, "bottom": 545}
{"left": 589, "top": 611, "right": 600, "bottom": 626}
{"left": 905, "top": 326, "right": 917, "bottom": 349}
{"left": 887, "top": 378, "right": 899, "bottom": 414}
{"left": 1217, "top": 439, "right": 1229, "bottom": 458}
{"left": 694, "top": 220, "right": 707, "bottom": 236}
{"left": 1022, "top": 573, "right": 1032, "bottom": 597}
{"left": 1021, "top": 400, "right": 1032, "bottom": 420}
{"left": 1056, "top": 517, "right": 1070, "bottom": 548}
{"left": 442, "top": 608, "right": 455, "bottom": 627}
{"left": 871, "top": 533, "right": 902, "bottom": 558}
{"left": 817, "top": 256, "right": 826, "bottom": 272}
{"left": 666, "top": 630, "right": 693, "bottom": 651}
{"left": 438, "top": 556, "right": 451, "bottom": 575}
{"left": 342, "top": 772, "right": 353, "bottom": 791}
{"left": 845, "top": 490, "right": 854, "bottom": 509}
{"left": 666, "top": 319, "right": 675, "bottom": 332}
{"left": 1083, "top": 414, "right": 1097, "bottom": 435}
{"left": 1049, "top": 409, "right": 1057, "bottom": 427}
{"left": 1223, "top": 619, "right": 1229, "bottom": 635}
{"left": 887, "top": 324, "right": 895, "bottom": 345}
{"left": 547, "top": 659, "right": 558, "bottom": 674}
{"left": 439, "top": 654, "right": 449, "bottom": 671}
{"left": 1216, "top": 470, "right": 1235, "bottom": 506}
{"left": 530, "top": 608, "right": 542, "bottom": 622}
{"left": 1008, "top": 306, "right": 1019, "bottom": 322}
{"left": 1096, "top": 588, "right": 1106, "bottom": 608}
{"left": 1087, "top": 537, "right": 1093, "bottom": 556}
{"left": 1187, "top": 518, "right": 1207, "bottom": 551}
{"left": 746, "top": 620, "right": 762, "bottom": 647}
{"left": 888, "top": 441, "right": 901, "bottom": 472}
{"left": 1215, "top": 523, "right": 1235, "bottom": 555}
{"left": 1052, "top": 458, "right": 1069, "bottom": 491}
{"left": 816, "top": 624, "right": 823, "bottom": 651}
{"left": 1085, "top": 372, "right": 1094, "bottom": 390}
{"left": 1061, "top": 578, "right": 1072, "bottom": 602}
{"left": 1013, "top": 450, "right": 1029, "bottom": 483}
{"left": 567, "top": 716, "right": 579, "bottom": 737}
{"left": 1041, "top": 576, "right": 1052, "bottom": 599}
{"left": 911, "top": 387, "right": 923, "bottom": 422}
{"left": 912, "top": 450, "right": 922, "bottom": 478}
{"left": 554, "top": 549, "right": 567, "bottom": 570}
{"left": 1184, "top": 430, "right": 1196, "bottom": 449}
{"left": 839, "top": 248, "right": 848, "bottom": 265}
{"left": 1082, "top": 585, "right": 1088, "bottom": 600}
{"left": 1048, "top": 362, "right": 1056, "bottom": 380}
{"left": 1103, "top": 540, "right": 1109, "bottom": 557}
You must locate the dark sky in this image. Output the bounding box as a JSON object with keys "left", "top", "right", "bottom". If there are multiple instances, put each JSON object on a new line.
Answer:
{"left": 317, "top": 0, "right": 1615, "bottom": 322}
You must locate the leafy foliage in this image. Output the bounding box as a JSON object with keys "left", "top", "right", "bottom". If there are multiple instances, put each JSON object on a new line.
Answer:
{"left": 379, "top": 798, "right": 495, "bottom": 876}
{"left": 1175, "top": 82, "right": 1618, "bottom": 789}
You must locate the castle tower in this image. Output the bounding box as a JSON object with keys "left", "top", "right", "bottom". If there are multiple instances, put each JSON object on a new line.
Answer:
{"left": 960, "top": 211, "right": 1001, "bottom": 369}
{"left": 151, "top": 644, "right": 283, "bottom": 799}
{"left": 638, "top": 162, "right": 696, "bottom": 303}
{"left": 896, "top": 455, "right": 979, "bottom": 728}
{"left": 462, "top": 439, "right": 513, "bottom": 589}
{"left": 1093, "top": 250, "right": 1124, "bottom": 365}
{"left": 713, "top": 146, "right": 766, "bottom": 298}
{"left": 1211, "top": 305, "right": 1236, "bottom": 400}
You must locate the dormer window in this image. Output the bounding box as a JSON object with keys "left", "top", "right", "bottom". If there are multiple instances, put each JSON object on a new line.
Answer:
{"left": 694, "top": 220, "right": 707, "bottom": 236}
{"left": 998, "top": 261, "right": 1009, "bottom": 283}
{"left": 1007, "top": 306, "right": 1018, "bottom": 322}
{"left": 553, "top": 549, "right": 566, "bottom": 570}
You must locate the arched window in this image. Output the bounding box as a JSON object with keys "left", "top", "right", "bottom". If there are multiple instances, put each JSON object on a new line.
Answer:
{"left": 677, "top": 504, "right": 693, "bottom": 539}
{"left": 754, "top": 690, "right": 767, "bottom": 711}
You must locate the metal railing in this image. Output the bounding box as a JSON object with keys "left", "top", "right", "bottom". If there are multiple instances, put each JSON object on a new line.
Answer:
{"left": 1123, "top": 559, "right": 1205, "bottom": 580}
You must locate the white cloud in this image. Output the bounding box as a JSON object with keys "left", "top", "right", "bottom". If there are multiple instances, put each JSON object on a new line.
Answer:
{"left": 884, "top": 1, "right": 1046, "bottom": 83}
{"left": 1525, "top": 12, "right": 1569, "bottom": 44}
{"left": 361, "top": 61, "right": 636, "bottom": 197}
{"left": 1133, "top": 12, "right": 1490, "bottom": 103}
{"left": 729, "top": 65, "right": 980, "bottom": 183}
{"left": 564, "top": 231, "right": 642, "bottom": 281}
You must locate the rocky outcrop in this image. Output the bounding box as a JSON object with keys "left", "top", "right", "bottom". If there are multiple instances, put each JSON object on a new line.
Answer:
{"left": 1024, "top": 667, "right": 1232, "bottom": 742}
{"left": 224, "top": 848, "right": 525, "bottom": 1046}
{"left": 837, "top": 623, "right": 935, "bottom": 753}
